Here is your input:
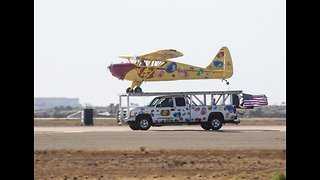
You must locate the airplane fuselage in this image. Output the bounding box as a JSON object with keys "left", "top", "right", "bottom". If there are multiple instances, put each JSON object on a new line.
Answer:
{"left": 109, "top": 60, "right": 233, "bottom": 82}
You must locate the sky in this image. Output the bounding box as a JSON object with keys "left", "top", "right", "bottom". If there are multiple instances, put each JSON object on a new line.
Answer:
{"left": 34, "top": 0, "right": 286, "bottom": 106}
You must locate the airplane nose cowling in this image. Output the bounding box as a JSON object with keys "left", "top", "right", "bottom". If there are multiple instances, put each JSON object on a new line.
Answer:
{"left": 108, "top": 63, "right": 136, "bottom": 80}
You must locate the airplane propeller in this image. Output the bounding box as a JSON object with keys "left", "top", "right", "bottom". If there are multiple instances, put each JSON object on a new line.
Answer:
{"left": 107, "top": 62, "right": 113, "bottom": 71}
{"left": 108, "top": 61, "right": 113, "bottom": 70}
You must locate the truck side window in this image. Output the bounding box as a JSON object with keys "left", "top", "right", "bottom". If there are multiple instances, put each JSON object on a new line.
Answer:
{"left": 168, "top": 98, "right": 174, "bottom": 107}
{"left": 157, "top": 97, "right": 174, "bottom": 107}
{"left": 175, "top": 97, "right": 186, "bottom": 106}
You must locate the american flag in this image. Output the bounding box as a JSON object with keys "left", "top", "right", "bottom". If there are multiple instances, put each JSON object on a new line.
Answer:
{"left": 243, "top": 93, "right": 268, "bottom": 108}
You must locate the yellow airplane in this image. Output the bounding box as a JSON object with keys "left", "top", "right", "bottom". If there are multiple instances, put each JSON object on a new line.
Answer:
{"left": 108, "top": 46, "right": 233, "bottom": 93}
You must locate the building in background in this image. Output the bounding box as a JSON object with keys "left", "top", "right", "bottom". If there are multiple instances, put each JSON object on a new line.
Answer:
{"left": 34, "top": 97, "right": 82, "bottom": 110}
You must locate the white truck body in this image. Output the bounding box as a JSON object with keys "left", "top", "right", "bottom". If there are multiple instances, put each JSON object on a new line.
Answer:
{"left": 117, "top": 91, "right": 242, "bottom": 131}
{"left": 128, "top": 96, "right": 238, "bottom": 124}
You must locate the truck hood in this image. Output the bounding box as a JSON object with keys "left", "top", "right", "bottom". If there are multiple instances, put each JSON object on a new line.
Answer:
{"left": 131, "top": 106, "right": 149, "bottom": 112}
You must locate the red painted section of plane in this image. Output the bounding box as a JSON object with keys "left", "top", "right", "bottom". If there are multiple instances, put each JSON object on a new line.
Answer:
{"left": 108, "top": 63, "right": 136, "bottom": 80}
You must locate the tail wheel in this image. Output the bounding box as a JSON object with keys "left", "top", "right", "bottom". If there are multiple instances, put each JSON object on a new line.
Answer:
{"left": 128, "top": 121, "right": 139, "bottom": 130}
{"left": 200, "top": 123, "right": 211, "bottom": 130}
{"left": 134, "top": 87, "right": 142, "bottom": 93}
{"left": 137, "top": 117, "right": 151, "bottom": 130}
{"left": 209, "top": 117, "right": 223, "bottom": 130}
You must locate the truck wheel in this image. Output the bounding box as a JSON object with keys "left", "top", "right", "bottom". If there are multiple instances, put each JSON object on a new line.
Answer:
{"left": 200, "top": 123, "right": 211, "bottom": 130}
{"left": 128, "top": 121, "right": 139, "bottom": 130}
{"left": 137, "top": 117, "right": 151, "bottom": 130}
{"left": 209, "top": 117, "right": 223, "bottom": 130}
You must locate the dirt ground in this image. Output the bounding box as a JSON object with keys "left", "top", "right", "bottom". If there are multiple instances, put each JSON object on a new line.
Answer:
{"left": 34, "top": 118, "right": 286, "bottom": 179}
{"left": 34, "top": 118, "right": 286, "bottom": 127}
{"left": 34, "top": 148, "right": 286, "bottom": 180}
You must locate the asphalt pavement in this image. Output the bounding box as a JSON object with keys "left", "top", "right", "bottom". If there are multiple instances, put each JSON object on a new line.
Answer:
{"left": 34, "top": 125, "right": 286, "bottom": 150}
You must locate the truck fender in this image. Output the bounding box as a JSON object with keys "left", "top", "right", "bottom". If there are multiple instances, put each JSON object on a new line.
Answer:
{"left": 208, "top": 112, "right": 225, "bottom": 123}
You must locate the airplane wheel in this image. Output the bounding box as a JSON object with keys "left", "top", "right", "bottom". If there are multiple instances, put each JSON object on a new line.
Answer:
{"left": 126, "top": 87, "right": 133, "bottom": 93}
{"left": 226, "top": 82, "right": 230, "bottom": 85}
{"left": 134, "top": 87, "right": 142, "bottom": 93}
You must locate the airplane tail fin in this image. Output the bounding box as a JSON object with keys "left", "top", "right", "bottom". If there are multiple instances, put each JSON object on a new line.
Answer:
{"left": 206, "top": 46, "right": 233, "bottom": 78}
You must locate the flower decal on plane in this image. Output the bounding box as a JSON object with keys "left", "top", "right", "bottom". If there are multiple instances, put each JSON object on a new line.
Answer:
{"left": 213, "top": 60, "right": 224, "bottom": 69}
{"left": 178, "top": 69, "right": 188, "bottom": 78}
{"left": 217, "top": 51, "right": 224, "bottom": 58}
{"left": 165, "top": 62, "right": 177, "bottom": 73}
{"left": 196, "top": 69, "right": 204, "bottom": 76}
{"left": 157, "top": 70, "right": 164, "bottom": 78}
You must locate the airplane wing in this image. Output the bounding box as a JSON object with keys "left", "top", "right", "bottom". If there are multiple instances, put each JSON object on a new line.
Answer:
{"left": 138, "top": 49, "right": 183, "bottom": 61}
{"left": 119, "top": 56, "right": 134, "bottom": 59}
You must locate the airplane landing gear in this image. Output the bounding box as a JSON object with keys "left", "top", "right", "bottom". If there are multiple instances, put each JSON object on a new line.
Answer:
{"left": 126, "top": 87, "right": 133, "bottom": 93}
{"left": 126, "top": 87, "right": 143, "bottom": 93}
{"left": 127, "top": 81, "right": 143, "bottom": 93}
{"left": 134, "top": 87, "right": 142, "bottom": 93}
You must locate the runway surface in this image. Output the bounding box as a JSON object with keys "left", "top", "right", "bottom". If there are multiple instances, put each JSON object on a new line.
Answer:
{"left": 34, "top": 125, "right": 286, "bottom": 150}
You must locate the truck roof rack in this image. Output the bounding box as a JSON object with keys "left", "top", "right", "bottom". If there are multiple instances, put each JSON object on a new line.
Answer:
{"left": 118, "top": 90, "right": 242, "bottom": 97}
{"left": 117, "top": 90, "right": 243, "bottom": 124}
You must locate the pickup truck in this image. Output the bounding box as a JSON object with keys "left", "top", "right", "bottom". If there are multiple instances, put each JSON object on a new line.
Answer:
{"left": 124, "top": 95, "right": 240, "bottom": 130}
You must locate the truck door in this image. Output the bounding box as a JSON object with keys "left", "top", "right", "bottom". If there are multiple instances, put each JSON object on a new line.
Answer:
{"left": 174, "top": 97, "right": 191, "bottom": 123}
{"left": 153, "top": 97, "right": 175, "bottom": 123}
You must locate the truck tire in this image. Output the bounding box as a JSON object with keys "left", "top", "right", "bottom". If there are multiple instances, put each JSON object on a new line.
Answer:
{"left": 209, "top": 117, "right": 223, "bottom": 130}
{"left": 128, "top": 121, "right": 139, "bottom": 130}
{"left": 200, "top": 123, "right": 211, "bottom": 130}
{"left": 137, "top": 117, "right": 151, "bottom": 130}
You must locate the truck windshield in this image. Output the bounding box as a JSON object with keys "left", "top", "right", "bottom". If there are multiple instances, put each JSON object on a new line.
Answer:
{"left": 148, "top": 97, "right": 161, "bottom": 107}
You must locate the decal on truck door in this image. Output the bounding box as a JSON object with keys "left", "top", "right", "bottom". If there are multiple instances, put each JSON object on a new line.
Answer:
{"left": 160, "top": 110, "right": 171, "bottom": 116}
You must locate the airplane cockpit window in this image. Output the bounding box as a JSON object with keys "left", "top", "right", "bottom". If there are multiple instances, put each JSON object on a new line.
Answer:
{"left": 135, "top": 59, "right": 165, "bottom": 67}
{"left": 135, "top": 59, "right": 148, "bottom": 66}
{"left": 152, "top": 60, "right": 166, "bottom": 67}
{"left": 140, "top": 60, "right": 146, "bottom": 66}
{"left": 149, "top": 60, "right": 165, "bottom": 67}
{"left": 132, "top": 56, "right": 141, "bottom": 65}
